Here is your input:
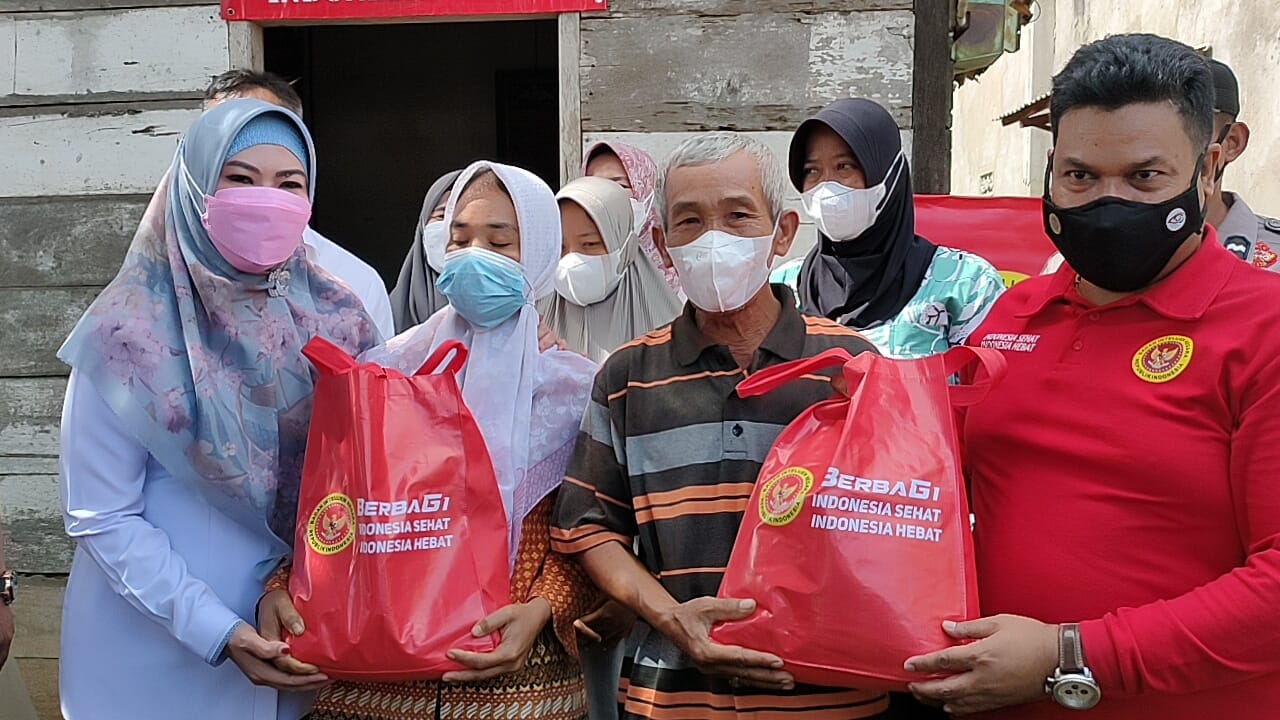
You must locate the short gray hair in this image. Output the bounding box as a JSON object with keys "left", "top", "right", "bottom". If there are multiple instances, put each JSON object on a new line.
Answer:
{"left": 656, "top": 132, "right": 790, "bottom": 227}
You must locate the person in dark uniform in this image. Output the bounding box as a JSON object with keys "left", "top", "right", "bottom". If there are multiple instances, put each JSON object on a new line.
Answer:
{"left": 1203, "top": 58, "right": 1280, "bottom": 272}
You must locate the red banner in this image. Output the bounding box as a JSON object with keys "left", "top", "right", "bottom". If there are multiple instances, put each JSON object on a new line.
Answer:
{"left": 222, "top": 0, "right": 605, "bottom": 22}
{"left": 913, "top": 195, "right": 1055, "bottom": 286}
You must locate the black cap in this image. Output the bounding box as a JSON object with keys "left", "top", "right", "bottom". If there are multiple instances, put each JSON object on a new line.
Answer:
{"left": 1208, "top": 58, "right": 1240, "bottom": 117}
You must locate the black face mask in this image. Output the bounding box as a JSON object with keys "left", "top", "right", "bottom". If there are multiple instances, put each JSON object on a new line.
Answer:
{"left": 1042, "top": 154, "right": 1206, "bottom": 293}
{"left": 1213, "top": 123, "right": 1233, "bottom": 182}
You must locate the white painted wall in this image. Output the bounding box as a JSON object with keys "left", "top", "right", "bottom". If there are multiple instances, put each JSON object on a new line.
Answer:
{"left": 952, "top": 0, "right": 1280, "bottom": 217}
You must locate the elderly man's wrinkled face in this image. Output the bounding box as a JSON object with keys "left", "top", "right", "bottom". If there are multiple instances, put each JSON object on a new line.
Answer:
{"left": 660, "top": 151, "right": 778, "bottom": 250}
{"left": 447, "top": 173, "right": 521, "bottom": 263}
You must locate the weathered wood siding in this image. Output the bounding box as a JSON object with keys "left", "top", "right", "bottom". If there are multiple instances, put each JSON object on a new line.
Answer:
{"left": 0, "top": 5, "right": 226, "bottom": 102}
{"left": 579, "top": 0, "right": 915, "bottom": 133}
{"left": 0, "top": 2, "right": 224, "bottom": 583}
{"left": 0, "top": 108, "right": 194, "bottom": 196}
{"left": 0, "top": 375, "right": 68, "bottom": 572}
{"left": 0, "top": 194, "right": 147, "bottom": 287}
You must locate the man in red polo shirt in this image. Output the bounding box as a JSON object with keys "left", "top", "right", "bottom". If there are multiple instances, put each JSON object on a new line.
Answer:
{"left": 904, "top": 34, "right": 1280, "bottom": 718}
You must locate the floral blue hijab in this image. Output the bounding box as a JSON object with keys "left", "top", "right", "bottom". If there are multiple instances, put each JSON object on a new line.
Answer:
{"left": 58, "top": 99, "right": 379, "bottom": 550}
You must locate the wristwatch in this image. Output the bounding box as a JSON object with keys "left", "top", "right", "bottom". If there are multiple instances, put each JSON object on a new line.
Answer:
{"left": 1045, "top": 623, "right": 1101, "bottom": 710}
{"left": 1, "top": 570, "right": 14, "bottom": 606}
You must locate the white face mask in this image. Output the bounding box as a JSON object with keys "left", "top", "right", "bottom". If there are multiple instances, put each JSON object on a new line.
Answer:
{"left": 630, "top": 194, "right": 654, "bottom": 233}
{"left": 801, "top": 153, "right": 905, "bottom": 241}
{"left": 554, "top": 250, "right": 624, "bottom": 307}
{"left": 422, "top": 220, "right": 450, "bottom": 274}
{"left": 666, "top": 220, "right": 779, "bottom": 313}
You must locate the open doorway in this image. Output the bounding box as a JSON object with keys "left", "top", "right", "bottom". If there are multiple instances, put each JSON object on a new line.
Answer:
{"left": 265, "top": 20, "right": 560, "bottom": 283}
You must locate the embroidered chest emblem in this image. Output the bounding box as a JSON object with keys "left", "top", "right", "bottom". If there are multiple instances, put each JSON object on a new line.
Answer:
{"left": 1254, "top": 240, "right": 1277, "bottom": 269}
{"left": 1132, "top": 335, "right": 1193, "bottom": 383}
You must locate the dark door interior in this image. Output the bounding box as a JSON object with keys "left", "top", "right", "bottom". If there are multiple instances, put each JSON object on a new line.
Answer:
{"left": 265, "top": 20, "right": 559, "bottom": 285}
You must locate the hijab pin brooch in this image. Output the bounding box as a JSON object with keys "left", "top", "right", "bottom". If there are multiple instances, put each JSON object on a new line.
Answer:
{"left": 267, "top": 267, "right": 291, "bottom": 298}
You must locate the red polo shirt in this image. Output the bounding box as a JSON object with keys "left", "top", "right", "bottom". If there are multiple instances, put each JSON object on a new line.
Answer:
{"left": 963, "top": 229, "right": 1280, "bottom": 719}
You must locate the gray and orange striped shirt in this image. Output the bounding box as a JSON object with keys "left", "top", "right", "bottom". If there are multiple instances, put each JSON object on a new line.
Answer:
{"left": 552, "top": 285, "right": 888, "bottom": 720}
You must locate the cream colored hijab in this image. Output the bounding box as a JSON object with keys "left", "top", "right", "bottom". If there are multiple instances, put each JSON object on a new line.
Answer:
{"left": 539, "top": 177, "right": 683, "bottom": 362}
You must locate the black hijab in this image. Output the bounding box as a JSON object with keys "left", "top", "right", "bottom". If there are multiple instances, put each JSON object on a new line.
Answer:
{"left": 792, "top": 98, "right": 937, "bottom": 327}
{"left": 390, "top": 169, "right": 463, "bottom": 333}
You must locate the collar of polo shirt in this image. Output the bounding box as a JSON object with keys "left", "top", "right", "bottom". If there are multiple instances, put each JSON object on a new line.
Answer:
{"left": 671, "top": 285, "right": 807, "bottom": 368}
{"left": 1020, "top": 226, "right": 1230, "bottom": 322}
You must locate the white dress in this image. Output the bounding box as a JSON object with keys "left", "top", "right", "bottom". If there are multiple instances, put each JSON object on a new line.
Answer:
{"left": 58, "top": 371, "right": 313, "bottom": 720}
{"left": 304, "top": 227, "right": 395, "bottom": 339}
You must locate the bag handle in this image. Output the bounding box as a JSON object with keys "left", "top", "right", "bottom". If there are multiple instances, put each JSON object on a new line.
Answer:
{"left": 735, "top": 347, "right": 854, "bottom": 398}
{"left": 302, "top": 336, "right": 357, "bottom": 377}
{"left": 417, "top": 340, "right": 469, "bottom": 377}
{"left": 736, "top": 344, "right": 1006, "bottom": 408}
{"left": 943, "top": 345, "right": 1008, "bottom": 408}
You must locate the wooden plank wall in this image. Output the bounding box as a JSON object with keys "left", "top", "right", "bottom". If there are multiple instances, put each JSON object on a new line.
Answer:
{"left": 0, "top": 1, "right": 227, "bottom": 575}
{"left": 580, "top": 0, "right": 915, "bottom": 132}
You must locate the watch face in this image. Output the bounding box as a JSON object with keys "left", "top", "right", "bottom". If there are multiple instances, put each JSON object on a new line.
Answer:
{"left": 1053, "top": 677, "right": 1101, "bottom": 710}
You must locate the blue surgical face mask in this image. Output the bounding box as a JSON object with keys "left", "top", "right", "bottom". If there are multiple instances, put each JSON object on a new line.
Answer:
{"left": 436, "top": 247, "right": 529, "bottom": 329}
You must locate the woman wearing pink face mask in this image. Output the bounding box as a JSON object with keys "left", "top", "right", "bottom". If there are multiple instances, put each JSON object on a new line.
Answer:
{"left": 55, "top": 99, "right": 379, "bottom": 720}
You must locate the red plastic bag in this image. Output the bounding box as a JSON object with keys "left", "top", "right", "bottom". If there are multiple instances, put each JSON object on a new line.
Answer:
{"left": 709, "top": 346, "right": 1006, "bottom": 691}
{"left": 288, "top": 336, "right": 510, "bottom": 681}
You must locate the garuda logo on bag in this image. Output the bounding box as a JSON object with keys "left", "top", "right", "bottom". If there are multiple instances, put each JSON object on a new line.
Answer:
{"left": 759, "top": 467, "right": 813, "bottom": 527}
{"left": 307, "top": 492, "right": 356, "bottom": 555}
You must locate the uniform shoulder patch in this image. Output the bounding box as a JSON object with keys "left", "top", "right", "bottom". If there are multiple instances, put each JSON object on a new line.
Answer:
{"left": 1224, "top": 235, "right": 1251, "bottom": 260}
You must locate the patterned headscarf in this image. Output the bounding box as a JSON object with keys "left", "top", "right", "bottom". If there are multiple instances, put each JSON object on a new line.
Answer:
{"left": 58, "top": 99, "right": 379, "bottom": 551}
{"left": 582, "top": 141, "right": 684, "bottom": 297}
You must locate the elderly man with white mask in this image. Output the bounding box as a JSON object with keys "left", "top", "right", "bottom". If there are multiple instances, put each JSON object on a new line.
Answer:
{"left": 553, "top": 132, "right": 887, "bottom": 720}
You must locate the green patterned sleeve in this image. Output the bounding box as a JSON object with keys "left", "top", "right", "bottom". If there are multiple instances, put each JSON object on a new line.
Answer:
{"left": 769, "top": 257, "right": 805, "bottom": 307}
{"left": 946, "top": 251, "right": 1006, "bottom": 346}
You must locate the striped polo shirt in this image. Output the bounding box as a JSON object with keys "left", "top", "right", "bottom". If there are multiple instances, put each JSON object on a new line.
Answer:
{"left": 553, "top": 285, "right": 888, "bottom": 720}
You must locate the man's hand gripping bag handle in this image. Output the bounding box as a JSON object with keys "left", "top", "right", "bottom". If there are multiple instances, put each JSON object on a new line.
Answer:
{"left": 735, "top": 345, "right": 1007, "bottom": 407}
{"left": 302, "top": 336, "right": 469, "bottom": 378}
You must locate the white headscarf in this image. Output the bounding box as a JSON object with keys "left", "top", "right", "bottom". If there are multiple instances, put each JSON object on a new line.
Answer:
{"left": 539, "top": 176, "right": 684, "bottom": 362}
{"left": 362, "top": 161, "right": 596, "bottom": 568}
